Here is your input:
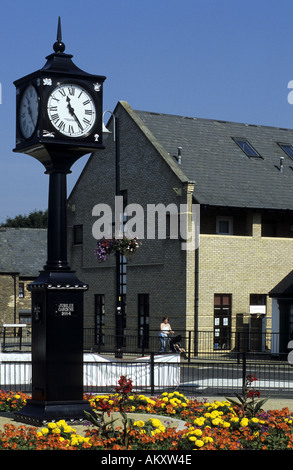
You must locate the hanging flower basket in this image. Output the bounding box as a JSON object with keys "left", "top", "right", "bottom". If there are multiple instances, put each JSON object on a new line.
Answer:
{"left": 95, "top": 236, "right": 141, "bottom": 262}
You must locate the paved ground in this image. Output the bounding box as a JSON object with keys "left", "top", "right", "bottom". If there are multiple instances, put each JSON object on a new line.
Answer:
{"left": 1, "top": 396, "right": 293, "bottom": 435}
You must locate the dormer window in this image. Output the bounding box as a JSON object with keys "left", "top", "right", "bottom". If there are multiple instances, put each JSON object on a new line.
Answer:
{"left": 278, "top": 144, "right": 293, "bottom": 160}
{"left": 233, "top": 138, "right": 260, "bottom": 157}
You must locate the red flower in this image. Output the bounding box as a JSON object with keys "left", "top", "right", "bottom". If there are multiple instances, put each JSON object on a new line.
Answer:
{"left": 247, "top": 375, "right": 258, "bottom": 383}
{"left": 99, "top": 399, "right": 111, "bottom": 417}
{"left": 248, "top": 389, "right": 261, "bottom": 399}
{"left": 115, "top": 375, "right": 133, "bottom": 395}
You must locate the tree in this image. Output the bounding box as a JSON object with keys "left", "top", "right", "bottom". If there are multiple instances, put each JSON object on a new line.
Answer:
{"left": 2, "top": 210, "right": 48, "bottom": 228}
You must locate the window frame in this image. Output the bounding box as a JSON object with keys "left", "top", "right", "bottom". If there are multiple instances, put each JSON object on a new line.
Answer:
{"left": 232, "top": 138, "right": 261, "bottom": 158}
{"left": 214, "top": 294, "right": 232, "bottom": 350}
{"left": 216, "top": 216, "right": 233, "bottom": 235}
{"left": 278, "top": 143, "right": 293, "bottom": 160}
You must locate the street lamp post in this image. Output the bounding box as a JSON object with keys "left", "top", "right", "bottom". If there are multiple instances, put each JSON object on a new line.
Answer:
{"left": 102, "top": 111, "right": 123, "bottom": 357}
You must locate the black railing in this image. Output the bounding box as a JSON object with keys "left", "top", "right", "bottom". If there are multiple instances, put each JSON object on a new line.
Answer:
{"left": 1, "top": 353, "right": 293, "bottom": 397}
{"left": 1, "top": 327, "right": 291, "bottom": 359}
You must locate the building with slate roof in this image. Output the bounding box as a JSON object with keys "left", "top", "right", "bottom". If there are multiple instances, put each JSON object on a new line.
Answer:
{"left": 67, "top": 101, "right": 293, "bottom": 355}
{"left": 0, "top": 227, "right": 47, "bottom": 326}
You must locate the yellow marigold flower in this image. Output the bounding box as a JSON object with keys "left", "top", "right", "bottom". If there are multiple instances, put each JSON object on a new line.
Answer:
{"left": 134, "top": 420, "right": 145, "bottom": 427}
{"left": 41, "top": 427, "right": 49, "bottom": 434}
{"left": 223, "top": 421, "right": 230, "bottom": 428}
{"left": 251, "top": 417, "right": 259, "bottom": 424}
{"left": 63, "top": 426, "right": 72, "bottom": 434}
{"left": 152, "top": 429, "right": 161, "bottom": 435}
{"left": 188, "top": 436, "right": 197, "bottom": 441}
{"left": 195, "top": 439, "right": 204, "bottom": 448}
{"left": 240, "top": 418, "right": 249, "bottom": 427}
{"left": 48, "top": 422, "right": 57, "bottom": 429}
{"left": 230, "top": 417, "right": 239, "bottom": 423}
{"left": 194, "top": 417, "right": 205, "bottom": 426}
{"left": 158, "top": 425, "right": 165, "bottom": 432}
{"left": 150, "top": 418, "right": 162, "bottom": 427}
{"left": 212, "top": 418, "right": 221, "bottom": 426}
{"left": 193, "top": 429, "right": 202, "bottom": 437}
{"left": 52, "top": 428, "right": 61, "bottom": 434}
{"left": 57, "top": 419, "right": 66, "bottom": 426}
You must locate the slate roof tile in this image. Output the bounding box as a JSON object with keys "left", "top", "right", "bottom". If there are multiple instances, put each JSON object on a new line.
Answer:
{"left": 0, "top": 228, "right": 47, "bottom": 277}
{"left": 134, "top": 110, "right": 293, "bottom": 210}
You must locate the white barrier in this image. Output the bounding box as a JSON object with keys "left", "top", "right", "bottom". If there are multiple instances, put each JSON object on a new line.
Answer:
{"left": 0, "top": 353, "right": 180, "bottom": 389}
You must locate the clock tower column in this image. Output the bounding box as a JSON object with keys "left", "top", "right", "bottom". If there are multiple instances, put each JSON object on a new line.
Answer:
{"left": 13, "top": 18, "right": 106, "bottom": 425}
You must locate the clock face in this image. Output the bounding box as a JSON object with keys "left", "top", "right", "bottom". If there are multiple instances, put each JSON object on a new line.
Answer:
{"left": 19, "top": 85, "right": 39, "bottom": 139}
{"left": 47, "top": 83, "right": 96, "bottom": 137}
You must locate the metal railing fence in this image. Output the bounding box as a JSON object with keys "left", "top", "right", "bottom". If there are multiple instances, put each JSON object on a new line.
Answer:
{"left": 0, "top": 326, "right": 291, "bottom": 360}
{"left": 1, "top": 353, "right": 293, "bottom": 398}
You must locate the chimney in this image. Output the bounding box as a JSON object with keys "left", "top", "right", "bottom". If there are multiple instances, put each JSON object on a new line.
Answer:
{"left": 177, "top": 147, "right": 182, "bottom": 164}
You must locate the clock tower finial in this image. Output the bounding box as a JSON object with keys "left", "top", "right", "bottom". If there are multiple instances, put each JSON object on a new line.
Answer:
{"left": 53, "top": 16, "right": 65, "bottom": 53}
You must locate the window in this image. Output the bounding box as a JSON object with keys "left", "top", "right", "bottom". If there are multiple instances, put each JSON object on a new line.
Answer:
{"left": 278, "top": 144, "right": 293, "bottom": 160}
{"left": 138, "top": 294, "right": 149, "bottom": 349}
{"left": 250, "top": 294, "right": 266, "bottom": 314}
{"left": 216, "top": 216, "right": 233, "bottom": 235}
{"left": 214, "top": 294, "right": 231, "bottom": 350}
{"left": 19, "top": 282, "right": 25, "bottom": 298}
{"left": 95, "top": 294, "right": 105, "bottom": 345}
{"left": 233, "top": 138, "right": 260, "bottom": 157}
{"left": 73, "top": 224, "right": 83, "bottom": 245}
{"left": 262, "top": 220, "right": 276, "bottom": 237}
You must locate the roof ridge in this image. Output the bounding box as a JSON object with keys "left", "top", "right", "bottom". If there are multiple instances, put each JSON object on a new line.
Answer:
{"left": 134, "top": 108, "right": 293, "bottom": 132}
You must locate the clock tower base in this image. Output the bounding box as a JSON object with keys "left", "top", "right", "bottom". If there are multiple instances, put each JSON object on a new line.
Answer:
{"left": 14, "top": 269, "right": 92, "bottom": 426}
{"left": 14, "top": 400, "right": 95, "bottom": 427}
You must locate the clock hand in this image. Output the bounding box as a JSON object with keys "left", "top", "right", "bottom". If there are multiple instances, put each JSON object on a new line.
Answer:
{"left": 26, "top": 100, "right": 37, "bottom": 126}
{"left": 66, "top": 96, "right": 83, "bottom": 130}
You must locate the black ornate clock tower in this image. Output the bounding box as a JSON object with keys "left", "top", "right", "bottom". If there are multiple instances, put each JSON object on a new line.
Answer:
{"left": 13, "top": 18, "right": 106, "bottom": 425}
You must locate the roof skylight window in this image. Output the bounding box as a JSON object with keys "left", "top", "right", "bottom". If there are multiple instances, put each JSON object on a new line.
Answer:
{"left": 279, "top": 144, "right": 293, "bottom": 160}
{"left": 233, "top": 138, "right": 260, "bottom": 157}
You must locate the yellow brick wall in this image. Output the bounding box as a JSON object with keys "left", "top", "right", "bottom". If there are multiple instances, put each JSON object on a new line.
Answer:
{"left": 198, "top": 230, "right": 293, "bottom": 336}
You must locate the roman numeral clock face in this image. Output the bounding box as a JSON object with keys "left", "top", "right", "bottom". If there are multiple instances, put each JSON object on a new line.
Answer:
{"left": 47, "top": 84, "right": 96, "bottom": 137}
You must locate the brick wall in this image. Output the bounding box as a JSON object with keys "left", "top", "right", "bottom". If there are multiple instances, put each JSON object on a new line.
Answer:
{"left": 198, "top": 213, "right": 293, "bottom": 336}
{"left": 67, "top": 102, "right": 192, "bottom": 335}
{"left": 0, "top": 275, "right": 33, "bottom": 326}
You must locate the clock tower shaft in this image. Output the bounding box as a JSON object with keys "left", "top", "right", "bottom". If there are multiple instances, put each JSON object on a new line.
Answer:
{"left": 13, "top": 18, "right": 105, "bottom": 425}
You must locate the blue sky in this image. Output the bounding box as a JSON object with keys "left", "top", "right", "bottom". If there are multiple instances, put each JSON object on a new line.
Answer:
{"left": 1, "top": 0, "right": 293, "bottom": 223}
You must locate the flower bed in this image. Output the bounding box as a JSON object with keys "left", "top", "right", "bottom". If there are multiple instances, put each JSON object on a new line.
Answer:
{"left": 1, "top": 385, "right": 293, "bottom": 450}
